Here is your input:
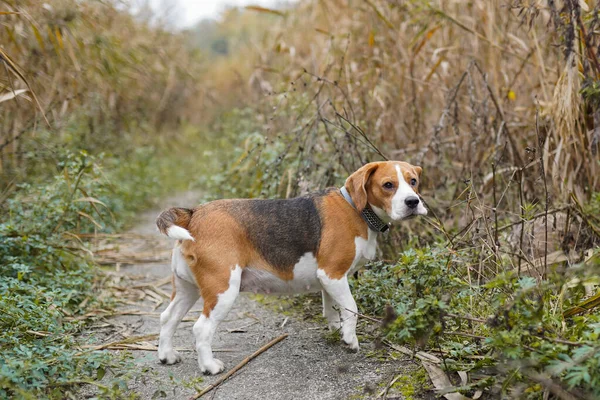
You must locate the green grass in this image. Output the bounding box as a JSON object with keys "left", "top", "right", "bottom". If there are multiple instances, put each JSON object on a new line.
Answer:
{"left": 350, "top": 247, "right": 600, "bottom": 399}
{"left": 0, "top": 136, "right": 213, "bottom": 398}
{"left": 390, "top": 367, "right": 431, "bottom": 400}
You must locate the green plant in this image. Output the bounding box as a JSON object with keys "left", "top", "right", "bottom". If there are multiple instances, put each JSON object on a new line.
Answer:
{"left": 391, "top": 367, "right": 431, "bottom": 400}
{"left": 0, "top": 129, "right": 215, "bottom": 397}
{"left": 0, "top": 151, "right": 138, "bottom": 399}
{"left": 351, "top": 246, "right": 600, "bottom": 398}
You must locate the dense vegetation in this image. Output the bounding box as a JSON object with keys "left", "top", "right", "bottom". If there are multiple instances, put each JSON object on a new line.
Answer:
{"left": 193, "top": 1, "right": 600, "bottom": 398}
{"left": 0, "top": 0, "right": 205, "bottom": 397}
{"left": 1, "top": 0, "right": 599, "bottom": 398}
{"left": 0, "top": 153, "right": 137, "bottom": 398}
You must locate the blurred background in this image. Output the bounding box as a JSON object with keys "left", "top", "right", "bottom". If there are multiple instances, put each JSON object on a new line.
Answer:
{"left": 138, "top": 0, "right": 288, "bottom": 28}
{"left": 2, "top": 0, "right": 599, "bottom": 249}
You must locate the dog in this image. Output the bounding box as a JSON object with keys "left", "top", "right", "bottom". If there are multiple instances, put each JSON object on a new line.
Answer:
{"left": 155, "top": 161, "right": 427, "bottom": 374}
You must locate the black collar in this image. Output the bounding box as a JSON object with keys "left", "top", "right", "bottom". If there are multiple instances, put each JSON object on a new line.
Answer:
{"left": 340, "top": 186, "right": 390, "bottom": 233}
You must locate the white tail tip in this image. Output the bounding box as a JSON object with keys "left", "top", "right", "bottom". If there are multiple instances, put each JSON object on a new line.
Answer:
{"left": 166, "top": 225, "right": 195, "bottom": 241}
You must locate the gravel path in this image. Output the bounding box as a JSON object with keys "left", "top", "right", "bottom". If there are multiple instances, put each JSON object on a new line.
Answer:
{"left": 92, "top": 193, "right": 416, "bottom": 399}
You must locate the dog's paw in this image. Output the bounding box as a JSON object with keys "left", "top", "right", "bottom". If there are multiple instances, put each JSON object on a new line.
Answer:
{"left": 324, "top": 310, "right": 341, "bottom": 332}
{"left": 200, "top": 358, "right": 225, "bottom": 375}
{"left": 328, "top": 321, "right": 342, "bottom": 332}
{"left": 158, "top": 349, "right": 182, "bottom": 365}
{"left": 342, "top": 334, "right": 360, "bottom": 352}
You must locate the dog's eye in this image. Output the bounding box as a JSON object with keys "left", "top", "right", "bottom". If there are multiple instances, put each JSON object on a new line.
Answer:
{"left": 410, "top": 179, "right": 417, "bottom": 186}
{"left": 383, "top": 182, "right": 394, "bottom": 189}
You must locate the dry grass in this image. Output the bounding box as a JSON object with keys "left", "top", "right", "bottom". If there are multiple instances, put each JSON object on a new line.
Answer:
{"left": 196, "top": 1, "right": 598, "bottom": 201}
{"left": 2, "top": 0, "right": 597, "bottom": 276}
{"left": 4, "top": 0, "right": 597, "bottom": 206}
{"left": 1, "top": 2, "right": 598, "bottom": 397}
{"left": 178, "top": 1, "right": 600, "bottom": 285}
{"left": 0, "top": 0, "right": 203, "bottom": 177}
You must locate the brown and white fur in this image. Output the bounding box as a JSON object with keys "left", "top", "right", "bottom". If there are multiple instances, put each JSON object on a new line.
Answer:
{"left": 155, "top": 161, "right": 427, "bottom": 374}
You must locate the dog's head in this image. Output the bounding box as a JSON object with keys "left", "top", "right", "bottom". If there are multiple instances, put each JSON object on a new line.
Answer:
{"left": 345, "top": 161, "right": 427, "bottom": 222}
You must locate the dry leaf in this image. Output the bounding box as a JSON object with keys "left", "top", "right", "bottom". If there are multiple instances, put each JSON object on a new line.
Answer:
{"left": 422, "top": 361, "right": 472, "bottom": 400}
{"left": 0, "top": 88, "right": 29, "bottom": 103}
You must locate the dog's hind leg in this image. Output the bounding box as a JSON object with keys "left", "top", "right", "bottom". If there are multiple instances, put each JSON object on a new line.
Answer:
{"left": 158, "top": 275, "right": 199, "bottom": 364}
{"left": 158, "top": 250, "right": 200, "bottom": 364}
{"left": 193, "top": 264, "right": 242, "bottom": 375}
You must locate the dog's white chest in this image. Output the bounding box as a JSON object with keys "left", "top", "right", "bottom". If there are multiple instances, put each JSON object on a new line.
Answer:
{"left": 240, "top": 252, "right": 321, "bottom": 294}
{"left": 348, "top": 229, "right": 378, "bottom": 274}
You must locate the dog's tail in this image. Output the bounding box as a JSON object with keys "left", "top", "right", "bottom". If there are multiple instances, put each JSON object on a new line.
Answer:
{"left": 156, "top": 207, "right": 195, "bottom": 241}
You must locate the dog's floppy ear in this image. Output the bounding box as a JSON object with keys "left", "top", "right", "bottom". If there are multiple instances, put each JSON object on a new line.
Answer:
{"left": 412, "top": 165, "right": 423, "bottom": 194}
{"left": 345, "top": 162, "right": 379, "bottom": 211}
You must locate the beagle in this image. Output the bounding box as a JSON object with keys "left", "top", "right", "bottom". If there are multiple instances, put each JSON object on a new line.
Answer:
{"left": 155, "top": 161, "right": 427, "bottom": 375}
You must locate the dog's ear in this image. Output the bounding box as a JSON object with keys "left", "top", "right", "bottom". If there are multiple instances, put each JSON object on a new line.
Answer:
{"left": 345, "top": 162, "right": 379, "bottom": 211}
{"left": 412, "top": 165, "right": 423, "bottom": 194}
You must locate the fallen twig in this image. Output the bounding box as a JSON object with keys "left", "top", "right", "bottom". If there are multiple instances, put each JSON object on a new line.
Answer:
{"left": 75, "top": 233, "right": 158, "bottom": 239}
{"left": 144, "top": 288, "right": 164, "bottom": 303}
{"left": 103, "top": 344, "right": 236, "bottom": 352}
{"left": 444, "top": 313, "right": 486, "bottom": 324}
{"left": 151, "top": 286, "right": 171, "bottom": 299}
{"left": 343, "top": 307, "right": 383, "bottom": 324}
{"left": 382, "top": 340, "right": 441, "bottom": 364}
{"left": 81, "top": 333, "right": 159, "bottom": 350}
{"left": 26, "top": 330, "right": 51, "bottom": 337}
{"left": 564, "top": 291, "right": 600, "bottom": 318}
{"left": 443, "top": 331, "right": 486, "bottom": 340}
{"left": 95, "top": 254, "right": 170, "bottom": 264}
{"left": 280, "top": 317, "right": 289, "bottom": 328}
{"left": 190, "top": 333, "right": 288, "bottom": 399}
{"left": 226, "top": 321, "right": 258, "bottom": 333}
{"left": 243, "top": 312, "right": 262, "bottom": 323}
{"left": 147, "top": 276, "right": 172, "bottom": 288}
{"left": 377, "top": 374, "right": 402, "bottom": 398}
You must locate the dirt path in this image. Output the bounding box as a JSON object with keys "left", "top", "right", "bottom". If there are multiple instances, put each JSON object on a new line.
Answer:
{"left": 92, "top": 193, "right": 415, "bottom": 399}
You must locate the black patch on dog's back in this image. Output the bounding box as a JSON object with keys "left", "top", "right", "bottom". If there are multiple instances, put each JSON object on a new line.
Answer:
{"left": 229, "top": 194, "right": 323, "bottom": 271}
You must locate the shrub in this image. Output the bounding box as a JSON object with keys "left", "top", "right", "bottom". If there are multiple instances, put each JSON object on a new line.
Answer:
{"left": 352, "top": 247, "right": 600, "bottom": 398}
{"left": 0, "top": 151, "right": 135, "bottom": 398}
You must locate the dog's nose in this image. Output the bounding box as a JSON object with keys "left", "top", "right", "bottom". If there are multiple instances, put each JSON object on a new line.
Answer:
{"left": 405, "top": 196, "right": 420, "bottom": 209}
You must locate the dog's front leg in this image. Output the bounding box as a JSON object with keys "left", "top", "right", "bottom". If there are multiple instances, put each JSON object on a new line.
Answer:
{"left": 317, "top": 270, "right": 359, "bottom": 351}
{"left": 322, "top": 290, "right": 341, "bottom": 331}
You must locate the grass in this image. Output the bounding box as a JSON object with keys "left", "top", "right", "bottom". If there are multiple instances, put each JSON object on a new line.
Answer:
{"left": 391, "top": 367, "right": 432, "bottom": 400}
{"left": 0, "top": 0, "right": 205, "bottom": 191}
{"left": 347, "top": 247, "right": 600, "bottom": 398}
{"left": 1, "top": 0, "right": 599, "bottom": 398}
{"left": 0, "top": 151, "right": 132, "bottom": 398}
{"left": 0, "top": 2, "right": 214, "bottom": 394}
{"left": 0, "top": 137, "right": 212, "bottom": 397}
{"left": 191, "top": 3, "right": 600, "bottom": 396}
